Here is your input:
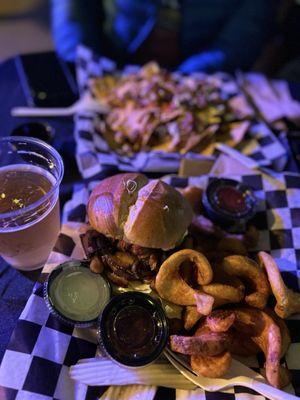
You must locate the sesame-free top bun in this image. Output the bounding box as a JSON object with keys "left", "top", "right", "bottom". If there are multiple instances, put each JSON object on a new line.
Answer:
{"left": 87, "top": 173, "right": 148, "bottom": 240}
{"left": 87, "top": 173, "right": 193, "bottom": 250}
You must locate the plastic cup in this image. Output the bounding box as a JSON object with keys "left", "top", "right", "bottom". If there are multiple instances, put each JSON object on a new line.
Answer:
{"left": 0, "top": 136, "right": 64, "bottom": 270}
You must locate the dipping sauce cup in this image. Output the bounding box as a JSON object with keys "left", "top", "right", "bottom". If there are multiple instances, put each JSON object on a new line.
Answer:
{"left": 203, "top": 178, "right": 257, "bottom": 232}
{"left": 44, "top": 260, "right": 111, "bottom": 327}
{"left": 99, "top": 292, "right": 169, "bottom": 367}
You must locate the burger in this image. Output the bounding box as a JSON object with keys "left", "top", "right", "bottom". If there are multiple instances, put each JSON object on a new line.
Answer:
{"left": 80, "top": 173, "right": 194, "bottom": 286}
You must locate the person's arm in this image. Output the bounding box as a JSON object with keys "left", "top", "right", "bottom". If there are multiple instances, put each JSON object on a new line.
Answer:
{"left": 51, "top": 0, "right": 105, "bottom": 62}
{"left": 179, "top": 0, "right": 278, "bottom": 73}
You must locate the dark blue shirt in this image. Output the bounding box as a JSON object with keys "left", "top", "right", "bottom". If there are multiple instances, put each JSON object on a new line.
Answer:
{"left": 51, "top": 0, "right": 277, "bottom": 72}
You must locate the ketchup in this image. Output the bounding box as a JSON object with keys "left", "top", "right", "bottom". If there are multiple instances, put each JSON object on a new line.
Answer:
{"left": 215, "top": 186, "right": 247, "bottom": 214}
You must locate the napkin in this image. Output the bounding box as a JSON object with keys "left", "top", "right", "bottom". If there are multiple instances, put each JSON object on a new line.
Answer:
{"left": 69, "top": 357, "right": 195, "bottom": 390}
{"left": 241, "top": 73, "right": 300, "bottom": 126}
{"left": 179, "top": 153, "right": 260, "bottom": 177}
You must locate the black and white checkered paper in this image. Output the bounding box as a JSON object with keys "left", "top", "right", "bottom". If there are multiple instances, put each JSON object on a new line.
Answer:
{"left": 74, "top": 46, "right": 287, "bottom": 179}
{"left": 1, "top": 170, "right": 300, "bottom": 400}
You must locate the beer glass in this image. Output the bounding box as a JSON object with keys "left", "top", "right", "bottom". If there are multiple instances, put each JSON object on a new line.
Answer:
{"left": 0, "top": 136, "right": 64, "bottom": 270}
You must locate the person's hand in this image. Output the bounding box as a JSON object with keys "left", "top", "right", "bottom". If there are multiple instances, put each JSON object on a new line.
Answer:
{"left": 178, "top": 50, "right": 225, "bottom": 73}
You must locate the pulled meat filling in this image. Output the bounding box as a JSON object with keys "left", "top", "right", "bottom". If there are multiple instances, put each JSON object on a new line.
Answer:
{"left": 80, "top": 230, "right": 162, "bottom": 287}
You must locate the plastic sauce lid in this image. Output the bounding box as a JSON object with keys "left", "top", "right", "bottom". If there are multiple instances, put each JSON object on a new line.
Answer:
{"left": 99, "top": 292, "right": 169, "bottom": 367}
{"left": 44, "top": 260, "right": 111, "bottom": 327}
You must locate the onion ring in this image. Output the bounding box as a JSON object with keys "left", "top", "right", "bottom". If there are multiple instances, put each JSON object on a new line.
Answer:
{"left": 191, "top": 351, "right": 232, "bottom": 378}
{"left": 264, "top": 308, "right": 291, "bottom": 358}
{"left": 170, "top": 332, "right": 230, "bottom": 357}
{"left": 206, "top": 310, "right": 236, "bottom": 332}
{"left": 155, "top": 249, "right": 213, "bottom": 305}
{"left": 258, "top": 251, "right": 300, "bottom": 318}
{"left": 202, "top": 282, "right": 244, "bottom": 306}
{"left": 233, "top": 308, "right": 282, "bottom": 388}
{"left": 194, "top": 292, "right": 214, "bottom": 315}
{"left": 183, "top": 306, "right": 202, "bottom": 330}
{"left": 222, "top": 255, "right": 270, "bottom": 309}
